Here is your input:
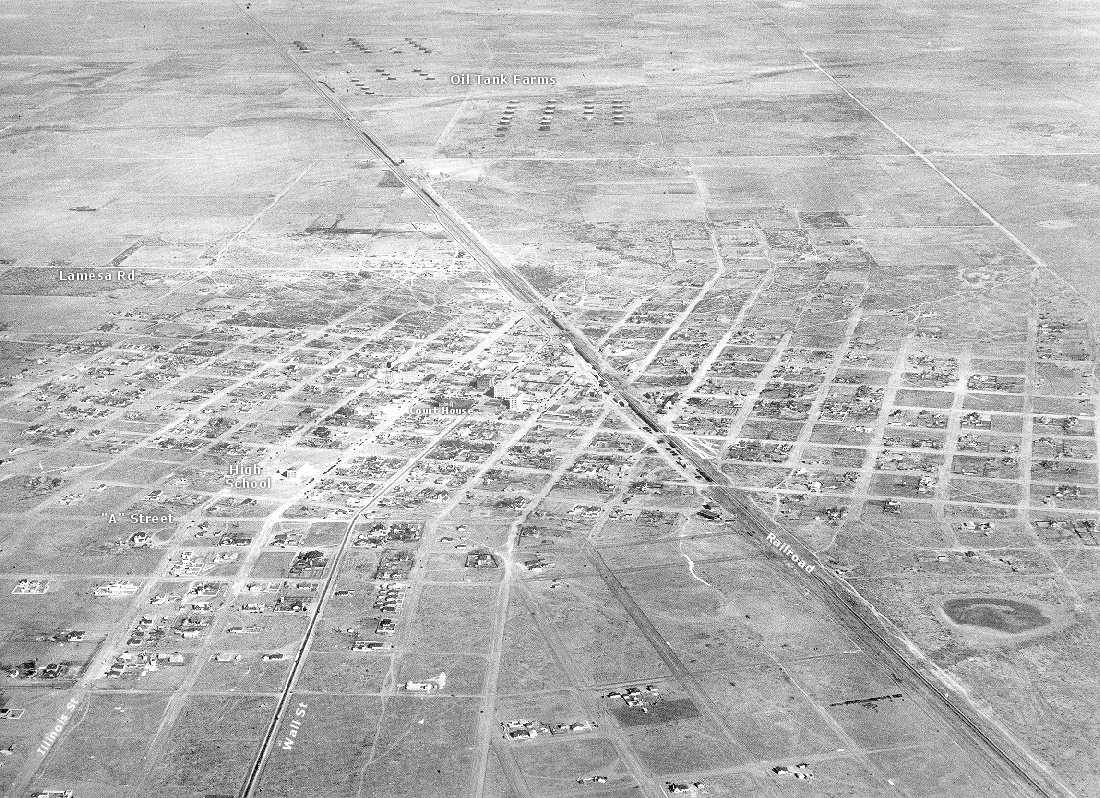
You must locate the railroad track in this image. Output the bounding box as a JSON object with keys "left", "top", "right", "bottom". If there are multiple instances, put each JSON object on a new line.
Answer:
{"left": 240, "top": 9, "right": 1078, "bottom": 798}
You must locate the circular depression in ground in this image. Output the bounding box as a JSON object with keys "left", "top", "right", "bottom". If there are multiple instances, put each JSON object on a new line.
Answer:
{"left": 942, "top": 597, "right": 1051, "bottom": 633}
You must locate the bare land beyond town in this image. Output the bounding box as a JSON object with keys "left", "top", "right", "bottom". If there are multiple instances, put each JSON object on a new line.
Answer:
{"left": 0, "top": 1, "right": 1098, "bottom": 798}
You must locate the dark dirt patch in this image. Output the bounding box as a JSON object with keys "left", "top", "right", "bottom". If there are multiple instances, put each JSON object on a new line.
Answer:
{"left": 943, "top": 597, "right": 1050, "bottom": 633}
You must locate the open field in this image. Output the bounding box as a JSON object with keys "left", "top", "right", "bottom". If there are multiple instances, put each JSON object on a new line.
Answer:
{"left": 0, "top": 0, "right": 1097, "bottom": 796}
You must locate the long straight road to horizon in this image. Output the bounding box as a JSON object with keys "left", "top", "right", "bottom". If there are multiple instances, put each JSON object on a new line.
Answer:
{"left": 1, "top": 1, "right": 1098, "bottom": 797}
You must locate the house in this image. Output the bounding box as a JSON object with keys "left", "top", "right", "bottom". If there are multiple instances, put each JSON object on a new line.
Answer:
{"left": 274, "top": 598, "right": 308, "bottom": 613}
{"left": 465, "top": 552, "right": 498, "bottom": 569}
{"left": 290, "top": 550, "right": 328, "bottom": 575}
{"left": 128, "top": 531, "right": 152, "bottom": 548}
{"left": 551, "top": 721, "right": 589, "bottom": 735}
{"left": 95, "top": 581, "right": 138, "bottom": 597}
{"left": 667, "top": 783, "right": 704, "bottom": 795}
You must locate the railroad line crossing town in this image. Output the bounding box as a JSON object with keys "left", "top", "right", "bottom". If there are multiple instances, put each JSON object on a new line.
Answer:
{"left": 0, "top": 1, "right": 1097, "bottom": 798}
